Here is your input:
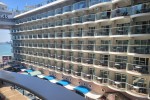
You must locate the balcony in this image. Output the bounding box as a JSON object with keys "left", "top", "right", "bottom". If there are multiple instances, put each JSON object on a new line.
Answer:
{"left": 55, "top": 8, "right": 62, "bottom": 16}
{"left": 63, "top": 68, "right": 71, "bottom": 74}
{"left": 56, "top": 55, "right": 63, "bottom": 60}
{"left": 55, "top": 33, "right": 63, "bottom": 38}
{"left": 89, "top": 0, "right": 111, "bottom": 7}
{"left": 96, "top": 11, "right": 110, "bottom": 21}
{"left": 83, "top": 30, "right": 95, "bottom": 36}
{"left": 95, "top": 28, "right": 110, "bottom": 36}
{"left": 64, "top": 56, "right": 72, "bottom": 61}
{"left": 132, "top": 24, "right": 150, "bottom": 35}
{"left": 112, "top": 26, "right": 130, "bottom": 35}
{"left": 81, "top": 72, "right": 93, "bottom": 81}
{"left": 83, "top": 44, "right": 94, "bottom": 51}
{"left": 56, "top": 66, "right": 63, "bottom": 72}
{"left": 48, "top": 22, "right": 55, "bottom": 27}
{"left": 127, "top": 63, "right": 149, "bottom": 74}
{"left": 82, "top": 14, "right": 95, "bottom": 23}
{"left": 95, "top": 45, "right": 109, "bottom": 52}
{"left": 72, "top": 17, "right": 83, "bottom": 24}
{"left": 109, "top": 61, "right": 126, "bottom": 70}
{"left": 127, "top": 83, "right": 148, "bottom": 97}
{"left": 132, "top": 3, "right": 150, "bottom": 16}
{"left": 111, "top": 45, "right": 128, "bottom": 53}
{"left": 64, "top": 44, "right": 71, "bottom": 49}
{"left": 73, "top": 44, "right": 82, "bottom": 50}
{"left": 111, "top": 7, "right": 131, "bottom": 18}
{"left": 129, "top": 45, "right": 150, "bottom": 54}
{"left": 49, "top": 66, "right": 56, "bottom": 70}
{"left": 63, "top": 5, "right": 72, "bottom": 13}
{"left": 71, "top": 70, "right": 81, "bottom": 77}
{"left": 82, "top": 58, "right": 93, "bottom": 64}
{"left": 73, "top": 31, "right": 82, "bottom": 37}
{"left": 49, "top": 34, "right": 55, "bottom": 38}
{"left": 63, "top": 32, "right": 72, "bottom": 38}
{"left": 63, "top": 19, "right": 72, "bottom": 25}
{"left": 93, "top": 75, "right": 108, "bottom": 84}
{"left": 50, "top": 54, "right": 55, "bottom": 58}
{"left": 55, "top": 20, "right": 62, "bottom": 26}
{"left": 55, "top": 44, "right": 63, "bottom": 49}
{"left": 109, "top": 79, "right": 126, "bottom": 90}
{"left": 73, "top": 1, "right": 86, "bottom": 11}
{"left": 94, "top": 59, "right": 108, "bottom": 67}
{"left": 72, "top": 57, "right": 82, "bottom": 63}
{"left": 49, "top": 44, "right": 55, "bottom": 48}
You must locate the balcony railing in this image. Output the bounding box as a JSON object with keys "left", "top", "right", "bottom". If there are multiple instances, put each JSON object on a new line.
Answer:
{"left": 95, "top": 45, "right": 109, "bottom": 52}
{"left": 109, "top": 79, "right": 126, "bottom": 89}
{"left": 71, "top": 70, "right": 81, "bottom": 77}
{"left": 81, "top": 72, "right": 93, "bottom": 80}
{"left": 63, "top": 44, "right": 71, "bottom": 49}
{"left": 129, "top": 45, "right": 150, "bottom": 54}
{"left": 83, "top": 14, "right": 95, "bottom": 22}
{"left": 73, "top": 44, "right": 82, "bottom": 50}
{"left": 63, "top": 19, "right": 72, "bottom": 25}
{"left": 82, "top": 58, "right": 93, "bottom": 64}
{"left": 55, "top": 20, "right": 62, "bottom": 26}
{"left": 83, "top": 44, "right": 94, "bottom": 51}
{"left": 93, "top": 75, "right": 108, "bottom": 84}
{"left": 55, "top": 8, "right": 62, "bottom": 15}
{"left": 127, "top": 63, "right": 149, "bottom": 74}
{"left": 111, "top": 7, "right": 131, "bottom": 18}
{"left": 73, "top": 31, "right": 82, "bottom": 37}
{"left": 63, "top": 68, "right": 72, "bottom": 74}
{"left": 96, "top": 11, "right": 111, "bottom": 20}
{"left": 109, "top": 61, "right": 127, "bottom": 70}
{"left": 132, "top": 24, "right": 150, "bottom": 34}
{"left": 132, "top": 3, "right": 150, "bottom": 15}
{"left": 95, "top": 28, "right": 110, "bottom": 36}
{"left": 72, "top": 57, "right": 82, "bottom": 63}
{"left": 73, "top": 1, "right": 86, "bottom": 11}
{"left": 83, "top": 30, "right": 95, "bottom": 36}
{"left": 72, "top": 17, "right": 83, "bottom": 24}
{"left": 63, "top": 5, "right": 72, "bottom": 13}
{"left": 112, "top": 26, "right": 130, "bottom": 35}
{"left": 89, "top": 0, "right": 111, "bottom": 6}
{"left": 64, "top": 56, "right": 72, "bottom": 61}
{"left": 127, "top": 83, "right": 148, "bottom": 96}
{"left": 111, "top": 45, "right": 128, "bottom": 53}
{"left": 94, "top": 59, "right": 108, "bottom": 67}
{"left": 56, "top": 55, "right": 63, "bottom": 60}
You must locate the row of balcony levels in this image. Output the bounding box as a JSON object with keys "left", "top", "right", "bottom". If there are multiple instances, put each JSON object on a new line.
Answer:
{"left": 15, "top": 1, "right": 150, "bottom": 25}
{"left": 14, "top": 58, "right": 150, "bottom": 97}
{"left": 13, "top": 39, "right": 150, "bottom": 54}
{"left": 13, "top": 50, "right": 150, "bottom": 75}
{"left": 11, "top": 24, "right": 150, "bottom": 37}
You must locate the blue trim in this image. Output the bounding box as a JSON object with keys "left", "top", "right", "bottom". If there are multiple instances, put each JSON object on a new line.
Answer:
{"left": 25, "top": 69, "right": 33, "bottom": 73}
{"left": 43, "top": 76, "right": 55, "bottom": 80}
{"left": 56, "top": 80, "right": 70, "bottom": 86}
{"left": 74, "top": 86, "right": 90, "bottom": 94}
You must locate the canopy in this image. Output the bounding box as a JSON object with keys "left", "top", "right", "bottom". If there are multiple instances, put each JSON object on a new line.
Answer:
{"left": 25, "top": 69, "right": 33, "bottom": 73}
{"left": 74, "top": 86, "right": 91, "bottom": 94}
{"left": 56, "top": 80, "right": 70, "bottom": 86}
{"left": 43, "top": 76, "right": 55, "bottom": 80}
{"left": 29, "top": 71, "right": 41, "bottom": 76}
